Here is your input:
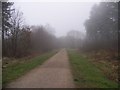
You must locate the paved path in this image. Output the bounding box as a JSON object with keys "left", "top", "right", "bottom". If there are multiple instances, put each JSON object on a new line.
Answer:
{"left": 6, "top": 49, "right": 75, "bottom": 88}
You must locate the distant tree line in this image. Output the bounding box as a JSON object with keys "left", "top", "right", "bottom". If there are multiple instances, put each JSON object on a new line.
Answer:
{"left": 58, "top": 30, "right": 85, "bottom": 49}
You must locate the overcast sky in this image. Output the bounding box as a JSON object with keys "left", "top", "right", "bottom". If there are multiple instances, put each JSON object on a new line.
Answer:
{"left": 12, "top": 1, "right": 100, "bottom": 37}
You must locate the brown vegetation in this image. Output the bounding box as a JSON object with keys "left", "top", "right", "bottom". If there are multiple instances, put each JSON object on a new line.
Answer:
{"left": 79, "top": 50, "right": 118, "bottom": 83}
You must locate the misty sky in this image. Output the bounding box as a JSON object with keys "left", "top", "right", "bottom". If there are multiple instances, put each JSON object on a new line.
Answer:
{"left": 13, "top": 1, "right": 99, "bottom": 37}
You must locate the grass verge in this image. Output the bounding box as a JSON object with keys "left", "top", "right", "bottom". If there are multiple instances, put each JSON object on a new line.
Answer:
{"left": 2, "top": 51, "right": 56, "bottom": 87}
{"left": 83, "top": 50, "right": 118, "bottom": 83}
{"left": 68, "top": 50, "right": 118, "bottom": 88}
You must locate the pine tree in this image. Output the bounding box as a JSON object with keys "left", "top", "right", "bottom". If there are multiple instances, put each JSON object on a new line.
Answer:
{"left": 2, "top": 2, "right": 14, "bottom": 56}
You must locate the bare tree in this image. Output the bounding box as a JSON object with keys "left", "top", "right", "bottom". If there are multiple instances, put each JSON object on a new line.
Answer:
{"left": 66, "top": 30, "right": 84, "bottom": 49}
{"left": 8, "top": 9, "right": 24, "bottom": 56}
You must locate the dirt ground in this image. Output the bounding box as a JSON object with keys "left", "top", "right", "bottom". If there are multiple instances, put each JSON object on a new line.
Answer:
{"left": 6, "top": 49, "right": 75, "bottom": 88}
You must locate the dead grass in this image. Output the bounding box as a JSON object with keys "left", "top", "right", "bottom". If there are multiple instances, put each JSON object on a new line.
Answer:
{"left": 79, "top": 50, "right": 118, "bottom": 83}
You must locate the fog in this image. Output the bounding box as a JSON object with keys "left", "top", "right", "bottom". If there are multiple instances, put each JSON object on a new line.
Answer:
{"left": 3, "top": 1, "right": 117, "bottom": 54}
{"left": 2, "top": 1, "right": 118, "bottom": 88}
{"left": 13, "top": 2, "right": 98, "bottom": 37}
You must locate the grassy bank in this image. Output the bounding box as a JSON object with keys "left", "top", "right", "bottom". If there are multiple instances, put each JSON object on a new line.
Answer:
{"left": 82, "top": 50, "right": 118, "bottom": 83}
{"left": 2, "top": 51, "right": 56, "bottom": 87}
{"left": 68, "top": 50, "right": 118, "bottom": 88}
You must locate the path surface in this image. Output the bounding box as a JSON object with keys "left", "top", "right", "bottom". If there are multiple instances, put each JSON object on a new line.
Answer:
{"left": 6, "top": 49, "right": 75, "bottom": 88}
